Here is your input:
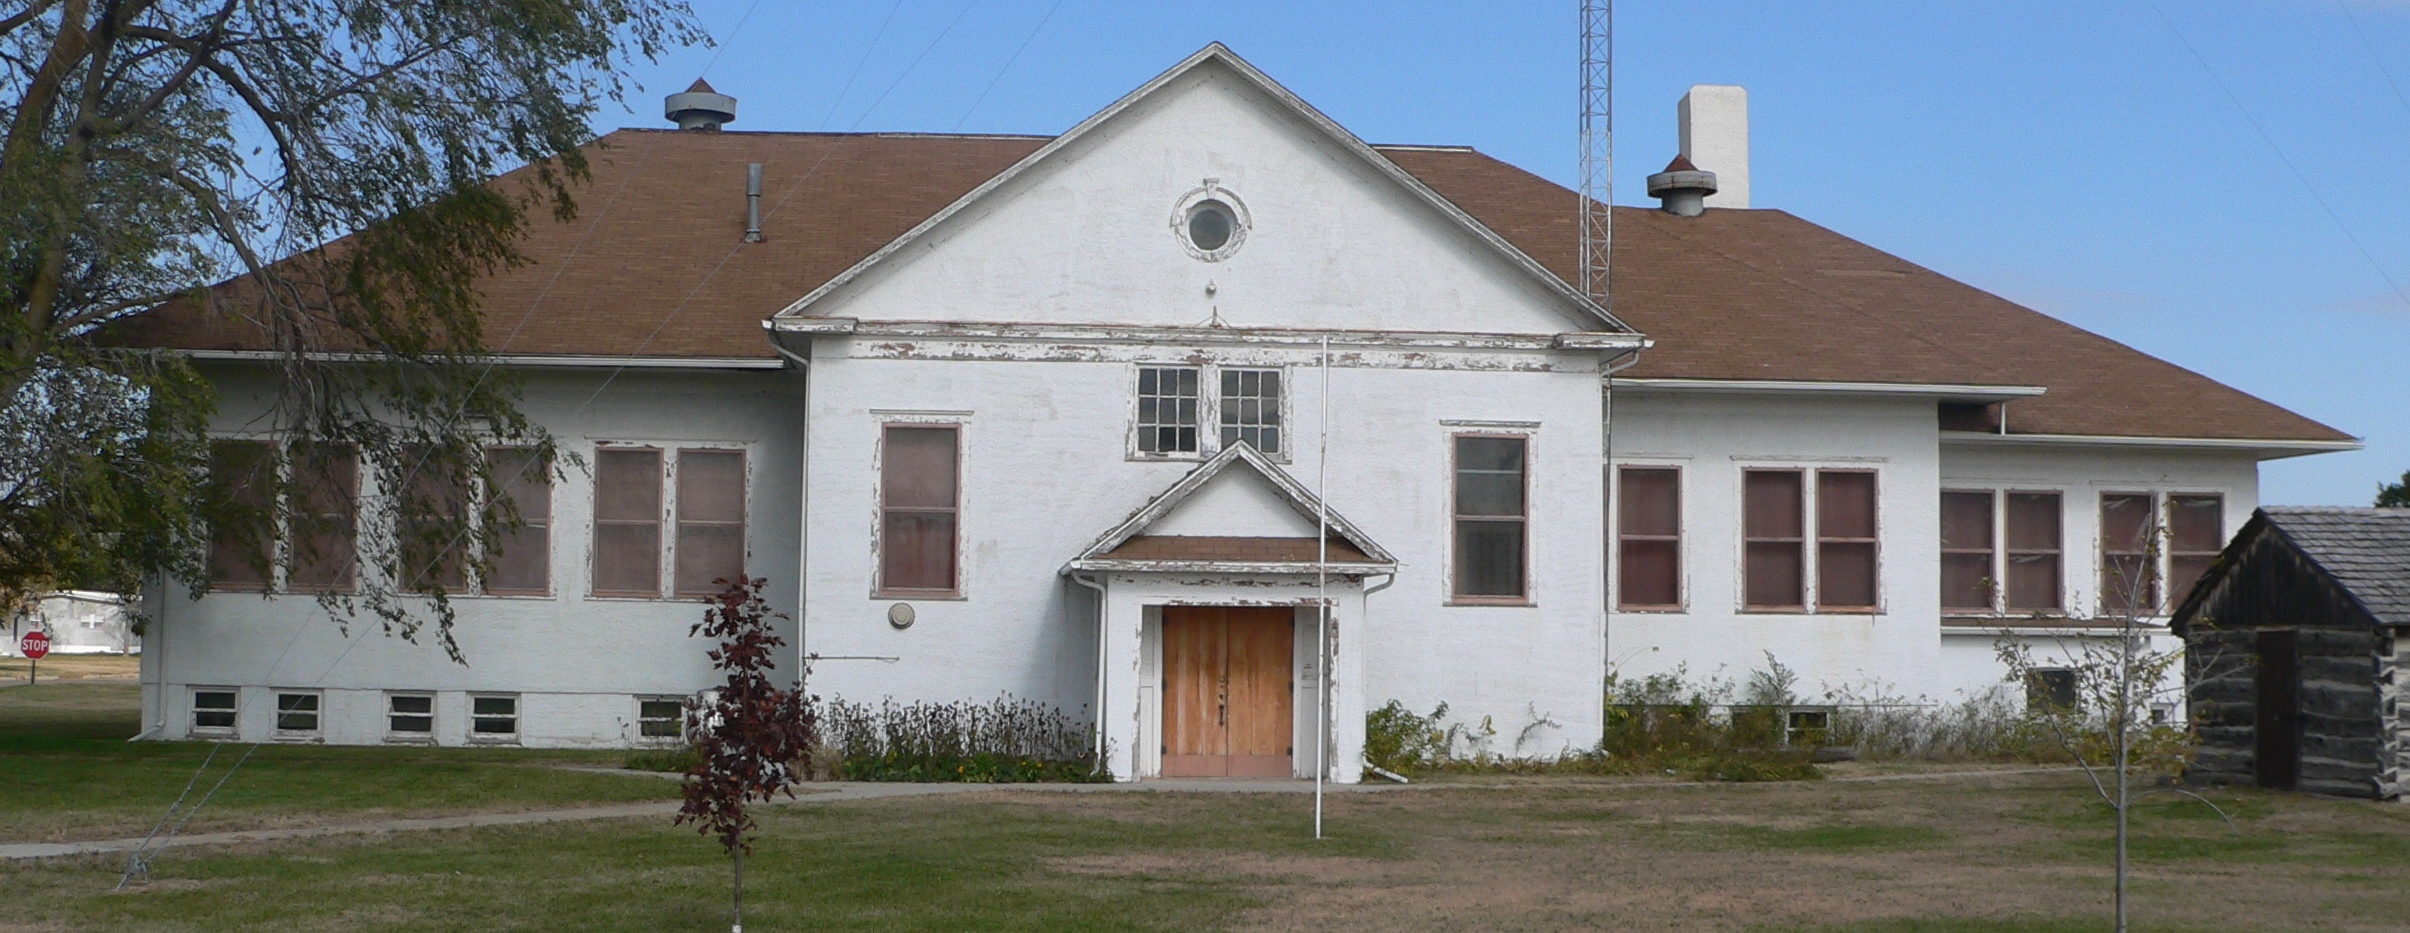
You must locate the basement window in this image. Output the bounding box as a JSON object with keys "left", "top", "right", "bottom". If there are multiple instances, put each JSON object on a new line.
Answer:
{"left": 638, "top": 698, "right": 686, "bottom": 741}
{"left": 191, "top": 689, "right": 238, "bottom": 736}
{"left": 1785, "top": 709, "right": 1831, "bottom": 747}
{"left": 470, "top": 694, "right": 520, "bottom": 742}
{"left": 386, "top": 693, "right": 434, "bottom": 739}
{"left": 2026, "top": 669, "right": 2080, "bottom": 713}
{"left": 274, "top": 691, "right": 321, "bottom": 737}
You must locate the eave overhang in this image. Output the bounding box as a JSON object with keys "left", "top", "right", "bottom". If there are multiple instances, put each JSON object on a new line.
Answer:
{"left": 1612, "top": 377, "right": 2045, "bottom": 402}
{"left": 1940, "top": 431, "right": 2363, "bottom": 461}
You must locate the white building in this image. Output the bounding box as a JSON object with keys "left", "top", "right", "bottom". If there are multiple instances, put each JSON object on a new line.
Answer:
{"left": 5, "top": 591, "right": 134, "bottom": 656}
{"left": 120, "top": 47, "right": 2354, "bottom": 779}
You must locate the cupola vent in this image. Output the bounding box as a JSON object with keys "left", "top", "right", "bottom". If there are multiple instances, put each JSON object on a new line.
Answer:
{"left": 665, "top": 79, "right": 736, "bottom": 131}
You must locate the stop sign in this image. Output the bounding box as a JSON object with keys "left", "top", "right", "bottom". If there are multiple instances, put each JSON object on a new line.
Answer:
{"left": 19, "top": 631, "right": 47, "bottom": 660}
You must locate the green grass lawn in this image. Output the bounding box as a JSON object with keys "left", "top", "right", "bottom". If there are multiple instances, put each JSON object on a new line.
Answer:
{"left": 1, "top": 681, "right": 679, "bottom": 843}
{"left": 6, "top": 682, "right": 2409, "bottom": 931}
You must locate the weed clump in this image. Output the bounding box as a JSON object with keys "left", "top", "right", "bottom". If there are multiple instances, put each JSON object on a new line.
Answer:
{"left": 817, "top": 696, "right": 1111, "bottom": 783}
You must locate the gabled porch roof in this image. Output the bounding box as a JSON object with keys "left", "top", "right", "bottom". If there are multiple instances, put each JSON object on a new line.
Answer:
{"left": 1065, "top": 443, "right": 1396, "bottom": 576}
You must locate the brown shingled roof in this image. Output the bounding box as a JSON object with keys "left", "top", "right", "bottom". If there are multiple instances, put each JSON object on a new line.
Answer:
{"left": 110, "top": 128, "right": 2348, "bottom": 444}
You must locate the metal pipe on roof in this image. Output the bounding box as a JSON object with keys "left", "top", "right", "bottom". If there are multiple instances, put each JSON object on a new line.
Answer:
{"left": 744, "top": 163, "right": 764, "bottom": 243}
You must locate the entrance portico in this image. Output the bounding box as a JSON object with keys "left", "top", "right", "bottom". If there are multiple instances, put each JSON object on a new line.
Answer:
{"left": 1064, "top": 444, "right": 1396, "bottom": 783}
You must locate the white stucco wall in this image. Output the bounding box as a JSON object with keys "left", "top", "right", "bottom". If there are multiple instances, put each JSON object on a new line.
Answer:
{"left": 1606, "top": 390, "right": 1945, "bottom": 699}
{"left": 139, "top": 365, "right": 805, "bottom": 747}
{"left": 798, "top": 343, "right": 1611, "bottom": 778}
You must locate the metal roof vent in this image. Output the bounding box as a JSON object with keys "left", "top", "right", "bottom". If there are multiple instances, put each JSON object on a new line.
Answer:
{"left": 1646, "top": 154, "right": 1718, "bottom": 217}
{"left": 665, "top": 78, "right": 736, "bottom": 131}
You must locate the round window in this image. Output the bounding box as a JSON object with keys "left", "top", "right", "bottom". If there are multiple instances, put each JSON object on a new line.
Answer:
{"left": 1186, "top": 200, "right": 1235, "bottom": 252}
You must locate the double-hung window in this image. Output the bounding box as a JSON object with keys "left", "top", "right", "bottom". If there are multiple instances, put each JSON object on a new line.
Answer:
{"left": 1616, "top": 467, "right": 1681, "bottom": 609}
{"left": 2166, "top": 494, "right": 2224, "bottom": 607}
{"left": 1452, "top": 436, "right": 1528, "bottom": 601}
{"left": 397, "top": 446, "right": 471, "bottom": 594}
{"left": 286, "top": 443, "right": 359, "bottom": 593}
{"left": 2099, "top": 493, "right": 2158, "bottom": 615}
{"left": 483, "top": 447, "right": 553, "bottom": 595}
{"left": 1742, "top": 471, "right": 1806, "bottom": 609}
{"left": 1941, "top": 490, "right": 2064, "bottom": 614}
{"left": 1132, "top": 365, "right": 1283, "bottom": 458}
{"left": 206, "top": 440, "right": 276, "bottom": 590}
{"left": 880, "top": 425, "right": 961, "bottom": 594}
{"left": 593, "top": 447, "right": 746, "bottom": 598}
{"left": 1744, "top": 469, "right": 1879, "bottom": 612}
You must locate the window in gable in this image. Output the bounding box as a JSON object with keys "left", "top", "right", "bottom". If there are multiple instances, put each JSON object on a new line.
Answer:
{"left": 1452, "top": 435, "right": 1528, "bottom": 601}
{"left": 1135, "top": 367, "right": 1201, "bottom": 454}
{"left": 880, "top": 425, "right": 960, "bottom": 594}
{"left": 1616, "top": 467, "right": 1681, "bottom": 609}
{"left": 1218, "top": 368, "right": 1283, "bottom": 454}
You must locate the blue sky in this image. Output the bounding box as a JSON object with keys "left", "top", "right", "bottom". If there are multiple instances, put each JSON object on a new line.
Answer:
{"left": 602, "top": 1, "right": 2410, "bottom": 506}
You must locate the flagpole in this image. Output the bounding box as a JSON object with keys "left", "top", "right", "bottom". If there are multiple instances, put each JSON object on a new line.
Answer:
{"left": 1315, "top": 334, "right": 1330, "bottom": 840}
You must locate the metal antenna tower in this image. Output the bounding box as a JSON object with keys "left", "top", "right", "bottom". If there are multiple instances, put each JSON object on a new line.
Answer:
{"left": 1578, "top": 0, "right": 1613, "bottom": 305}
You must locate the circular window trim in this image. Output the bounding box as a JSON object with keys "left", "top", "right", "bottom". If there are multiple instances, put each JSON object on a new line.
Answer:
{"left": 1170, "top": 181, "right": 1250, "bottom": 262}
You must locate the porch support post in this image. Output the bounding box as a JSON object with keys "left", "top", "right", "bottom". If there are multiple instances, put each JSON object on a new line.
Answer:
{"left": 1099, "top": 578, "right": 1147, "bottom": 783}
{"left": 1329, "top": 585, "right": 1368, "bottom": 784}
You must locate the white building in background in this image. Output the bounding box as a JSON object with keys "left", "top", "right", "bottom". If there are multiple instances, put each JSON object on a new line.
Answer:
{"left": 119, "top": 46, "right": 2354, "bottom": 778}
{"left": 5, "top": 591, "right": 135, "bottom": 656}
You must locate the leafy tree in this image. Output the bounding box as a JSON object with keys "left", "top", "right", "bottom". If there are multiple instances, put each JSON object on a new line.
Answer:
{"left": 677, "top": 576, "right": 816, "bottom": 933}
{"left": 1, "top": 1, "right": 700, "bottom": 654}
{"left": 2378, "top": 470, "right": 2410, "bottom": 508}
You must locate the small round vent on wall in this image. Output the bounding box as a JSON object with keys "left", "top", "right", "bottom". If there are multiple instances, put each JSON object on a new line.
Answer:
{"left": 1171, "top": 180, "right": 1249, "bottom": 262}
{"left": 887, "top": 602, "right": 915, "bottom": 630}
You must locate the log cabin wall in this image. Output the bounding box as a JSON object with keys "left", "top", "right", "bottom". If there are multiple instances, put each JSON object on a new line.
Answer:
{"left": 2181, "top": 526, "right": 2388, "bottom": 798}
{"left": 2383, "top": 627, "right": 2405, "bottom": 801}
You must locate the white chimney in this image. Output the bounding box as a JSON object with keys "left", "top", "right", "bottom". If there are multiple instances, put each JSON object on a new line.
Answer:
{"left": 1677, "top": 85, "right": 1748, "bottom": 209}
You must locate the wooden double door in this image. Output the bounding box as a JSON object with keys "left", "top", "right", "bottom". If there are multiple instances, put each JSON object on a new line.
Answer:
{"left": 1161, "top": 607, "right": 1295, "bottom": 778}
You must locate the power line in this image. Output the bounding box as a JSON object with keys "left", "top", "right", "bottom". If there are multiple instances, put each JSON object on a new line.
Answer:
{"left": 2337, "top": 1, "right": 2410, "bottom": 119}
{"left": 2147, "top": 0, "right": 2410, "bottom": 314}
{"left": 955, "top": 0, "right": 1067, "bottom": 131}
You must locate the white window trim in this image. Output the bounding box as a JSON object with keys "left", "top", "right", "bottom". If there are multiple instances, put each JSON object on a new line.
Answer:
{"left": 1445, "top": 429, "right": 1537, "bottom": 607}
{"left": 467, "top": 692, "right": 521, "bottom": 745}
{"left": 384, "top": 691, "right": 437, "bottom": 743}
{"left": 870, "top": 415, "right": 971, "bottom": 600}
{"left": 1734, "top": 463, "right": 1887, "bottom": 616}
{"left": 1124, "top": 363, "right": 1293, "bottom": 463}
{"left": 2090, "top": 488, "right": 2228, "bottom": 620}
{"left": 635, "top": 695, "right": 688, "bottom": 745}
{"left": 189, "top": 686, "right": 239, "bottom": 738}
{"left": 1610, "top": 461, "right": 1688, "bottom": 613}
{"left": 1942, "top": 487, "right": 2073, "bottom": 618}
{"left": 271, "top": 689, "right": 323, "bottom": 741}
{"left": 587, "top": 442, "right": 755, "bottom": 601}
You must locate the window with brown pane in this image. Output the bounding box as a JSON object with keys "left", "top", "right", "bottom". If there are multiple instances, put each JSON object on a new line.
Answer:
{"left": 2166, "top": 494, "right": 2223, "bottom": 609}
{"left": 206, "top": 440, "right": 276, "bottom": 590}
{"left": 1816, "top": 471, "right": 1878, "bottom": 611}
{"left": 2099, "top": 493, "right": 2158, "bottom": 615}
{"left": 397, "top": 446, "right": 470, "bottom": 594}
{"left": 2003, "top": 492, "right": 2062, "bottom": 612}
{"left": 286, "top": 443, "right": 358, "bottom": 593}
{"left": 1939, "top": 491, "right": 1994, "bottom": 611}
{"left": 674, "top": 449, "right": 746, "bottom": 596}
{"left": 1742, "top": 470, "right": 1805, "bottom": 609}
{"left": 592, "top": 447, "right": 663, "bottom": 597}
{"left": 1452, "top": 436, "right": 1528, "bottom": 601}
{"left": 1616, "top": 467, "right": 1680, "bottom": 609}
{"left": 880, "top": 426, "right": 959, "bottom": 594}
{"left": 482, "top": 447, "right": 552, "bottom": 595}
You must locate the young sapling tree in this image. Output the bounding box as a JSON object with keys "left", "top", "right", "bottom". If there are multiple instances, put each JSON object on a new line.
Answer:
{"left": 676, "top": 576, "right": 815, "bottom": 933}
